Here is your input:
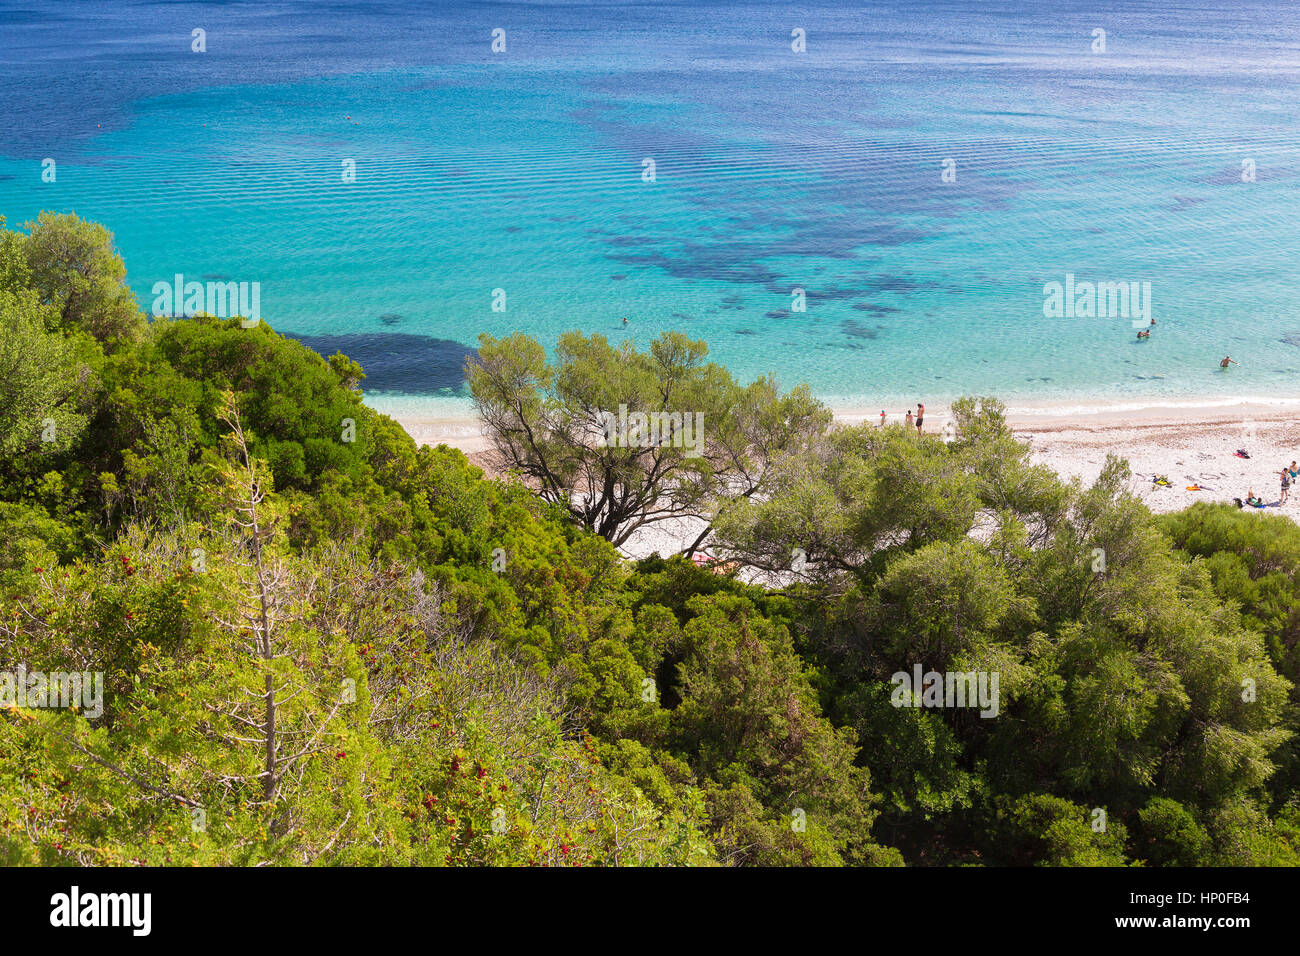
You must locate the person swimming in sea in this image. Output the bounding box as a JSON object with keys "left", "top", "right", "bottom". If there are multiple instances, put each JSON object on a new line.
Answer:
{"left": 1221, "top": 356, "right": 1237, "bottom": 368}
{"left": 1137, "top": 329, "right": 1150, "bottom": 340}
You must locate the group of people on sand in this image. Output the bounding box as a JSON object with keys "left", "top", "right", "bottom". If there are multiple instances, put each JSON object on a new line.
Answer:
{"left": 1237, "top": 460, "right": 1298, "bottom": 510}
{"left": 880, "top": 403, "right": 925, "bottom": 433}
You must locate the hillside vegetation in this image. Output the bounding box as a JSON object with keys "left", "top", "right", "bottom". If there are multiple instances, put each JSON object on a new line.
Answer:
{"left": 0, "top": 213, "right": 1296, "bottom": 866}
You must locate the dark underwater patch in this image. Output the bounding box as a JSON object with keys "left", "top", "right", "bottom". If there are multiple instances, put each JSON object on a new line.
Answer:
{"left": 289, "top": 332, "right": 476, "bottom": 395}
{"left": 840, "top": 319, "right": 880, "bottom": 340}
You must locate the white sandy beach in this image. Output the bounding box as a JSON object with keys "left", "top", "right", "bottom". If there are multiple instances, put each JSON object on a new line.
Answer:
{"left": 843, "top": 400, "right": 1300, "bottom": 516}
{"left": 385, "top": 399, "right": 1300, "bottom": 558}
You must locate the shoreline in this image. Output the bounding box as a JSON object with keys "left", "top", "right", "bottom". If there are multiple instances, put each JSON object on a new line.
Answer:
{"left": 378, "top": 396, "right": 1300, "bottom": 554}
{"left": 378, "top": 395, "right": 1300, "bottom": 455}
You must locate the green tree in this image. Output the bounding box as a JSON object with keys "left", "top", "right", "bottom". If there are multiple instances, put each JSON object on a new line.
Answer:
{"left": 21, "top": 212, "right": 143, "bottom": 347}
{"left": 669, "top": 593, "right": 894, "bottom": 865}
{"left": 469, "top": 331, "right": 828, "bottom": 550}
{"left": 0, "top": 288, "right": 92, "bottom": 460}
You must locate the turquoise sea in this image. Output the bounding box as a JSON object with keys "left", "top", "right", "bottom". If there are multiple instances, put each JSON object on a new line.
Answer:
{"left": 3, "top": 0, "right": 1300, "bottom": 417}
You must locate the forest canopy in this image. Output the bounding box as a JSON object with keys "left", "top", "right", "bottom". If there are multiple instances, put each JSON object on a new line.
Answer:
{"left": 0, "top": 213, "right": 1296, "bottom": 866}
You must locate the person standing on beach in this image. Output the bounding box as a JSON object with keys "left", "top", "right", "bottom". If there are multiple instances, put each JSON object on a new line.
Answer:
{"left": 879, "top": 410, "right": 886, "bottom": 428}
{"left": 905, "top": 409, "right": 914, "bottom": 429}
{"left": 1282, "top": 468, "right": 1291, "bottom": 504}
{"left": 1221, "top": 356, "right": 1237, "bottom": 368}
{"left": 916, "top": 402, "right": 925, "bottom": 434}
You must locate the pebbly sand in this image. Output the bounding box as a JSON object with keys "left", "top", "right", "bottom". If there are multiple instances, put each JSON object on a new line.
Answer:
{"left": 387, "top": 399, "right": 1300, "bottom": 559}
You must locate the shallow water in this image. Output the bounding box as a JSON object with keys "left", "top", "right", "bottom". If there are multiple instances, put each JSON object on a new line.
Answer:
{"left": 3, "top": 0, "right": 1299, "bottom": 415}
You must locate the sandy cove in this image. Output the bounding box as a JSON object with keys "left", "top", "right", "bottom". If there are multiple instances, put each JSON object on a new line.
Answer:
{"left": 841, "top": 401, "right": 1300, "bottom": 516}
{"left": 386, "top": 400, "right": 1300, "bottom": 558}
